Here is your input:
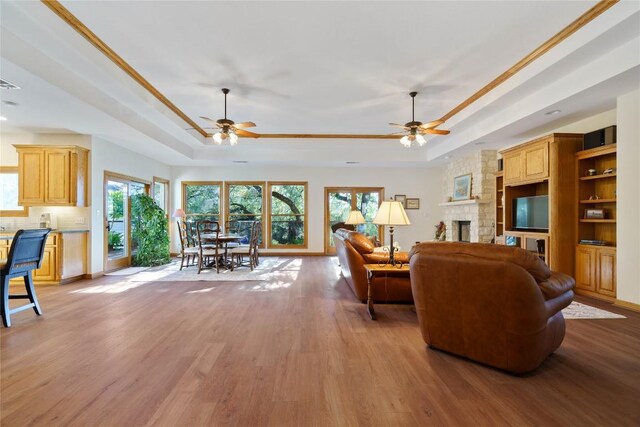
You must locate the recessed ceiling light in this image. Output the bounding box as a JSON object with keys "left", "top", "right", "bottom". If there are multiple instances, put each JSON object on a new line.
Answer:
{"left": 545, "top": 109, "right": 562, "bottom": 116}
{"left": 0, "top": 116, "right": 7, "bottom": 121}
{"left": 346, "top": 161, "right": 359, "bottom": 165}
{"left": 475, "top": 141, "right": 486, "bottom": 145}
{"left": 2, "top": 100, "right": 18, "bottom": 106}
{"left": 0, "top": 79, "right": 20, "bottom": 90}
{"left": 232, "top": 160, "right": 248, "bottom": 164}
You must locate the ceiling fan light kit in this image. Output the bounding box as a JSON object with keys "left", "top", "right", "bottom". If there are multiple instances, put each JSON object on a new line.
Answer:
{"left": 390, "top": 91, "right": 449, "bottom": 147}
{"left": 201, "top": 88, "right": 258, "bottom": 145}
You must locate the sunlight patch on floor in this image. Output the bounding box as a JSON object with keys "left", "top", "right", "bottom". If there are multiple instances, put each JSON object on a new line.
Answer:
{"left": 186, "top": 287, "right": 216, "bottom": 294}
{"left": 69, "top": 281, "right": 152, "bottom": 294}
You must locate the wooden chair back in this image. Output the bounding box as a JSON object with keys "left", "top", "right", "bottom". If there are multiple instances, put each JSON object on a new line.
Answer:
{"left": 2, "top": 229, "right": 51, "bottom": 277}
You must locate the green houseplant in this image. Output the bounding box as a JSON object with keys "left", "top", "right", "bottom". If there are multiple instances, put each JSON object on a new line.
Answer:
{"left": 130, "top": 193, "right": 170, "bottom": 266}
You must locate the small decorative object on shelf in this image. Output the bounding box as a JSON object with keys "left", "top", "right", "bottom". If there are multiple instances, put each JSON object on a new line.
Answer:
{"left": 584, "top": 208, "right": 605, "bottom": 219}
{"left": 587, "top": 168, "right": 597, "bottom": 176}
{"left": 588, "top": 195, "right": 600, "bottom": 200}
{"left": 603, "top": 168, "right": 615, "bottom": 175}
{"left": 434, "top": 221, "right": 446, "bottom": 241}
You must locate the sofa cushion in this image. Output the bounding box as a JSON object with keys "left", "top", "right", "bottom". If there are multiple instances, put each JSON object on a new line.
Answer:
{"left": 409, "top": 241, "right": 551, "bottom": 283}
{"left": 345, "top": 230, "right": 375, "bottom": 254}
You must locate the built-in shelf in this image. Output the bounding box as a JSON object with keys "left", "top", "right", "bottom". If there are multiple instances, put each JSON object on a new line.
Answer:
{"left": 497, "top": 222, "right": 503, "bottom": 225}
{"left": 497, "top": 189, "right": 504, "bottom": 193}
{"left": 579, "top": 173, "right": 616, "bottom": 181}
{"left": 579, "top": 199, "right": 616, "bottom": 204}
{"left": 579, "top": 219, "right": 616, "bottom": 223}
{"left": 497, "top": 205, "right": 503, "bottom": 209}
{"left": 439, "top": 199, "right": 490, "bottom": 207}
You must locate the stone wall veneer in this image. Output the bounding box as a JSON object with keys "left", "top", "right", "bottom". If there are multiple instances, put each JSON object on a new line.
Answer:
{"left": 440, "top": 150, "right": 497, "bottom": 243}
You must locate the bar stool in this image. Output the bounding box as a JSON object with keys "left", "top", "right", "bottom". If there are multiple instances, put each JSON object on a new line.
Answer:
{"left": 1, "top": 229, "right": 51, "bottom": 327}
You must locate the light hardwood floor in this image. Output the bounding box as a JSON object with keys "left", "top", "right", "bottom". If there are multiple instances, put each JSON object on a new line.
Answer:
{"left": 1, "top": 257, "right": 639, "bottom": 426}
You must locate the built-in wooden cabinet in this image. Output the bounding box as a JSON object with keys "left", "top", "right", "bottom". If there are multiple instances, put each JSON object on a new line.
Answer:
{"left": 574, "top": 144, "right": 617, "bottom": 300}
{"left": 2, "top": 231, "right": 88, "bottom": 285}
{"left": 502, "top": 139, "right": 550, "bottom": 186}
{"left": 494, "top": 171, "right": 504, "bottom": 241}
{"left": 499, "top": 133, "right": 583, "bottom": 275}
{"left": 15, "top": 145, "right": 89, "bottom": 207}
{"left": 575, "top": 245, "right": 616, "bottom": 298}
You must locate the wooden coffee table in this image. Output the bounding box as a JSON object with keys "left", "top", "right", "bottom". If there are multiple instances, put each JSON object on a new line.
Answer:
{"left": 363, "top": 264, "right": 410, "bottom": 320}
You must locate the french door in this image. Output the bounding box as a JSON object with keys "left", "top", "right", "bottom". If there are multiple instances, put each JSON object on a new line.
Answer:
{"left": 324, "top": 187, "right": 384, "bottom": 255}
{"left": 104, "top": 172, "right": 150, "bottom": 272}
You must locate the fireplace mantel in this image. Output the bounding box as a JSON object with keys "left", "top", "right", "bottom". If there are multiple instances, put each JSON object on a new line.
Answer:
{"left": 439, "top": 199, "right": 490, "bottom": 207}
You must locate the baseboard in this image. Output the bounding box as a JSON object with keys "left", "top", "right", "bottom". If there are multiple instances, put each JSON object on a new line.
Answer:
{"left": 84, "top": 272, "right": 104, "bottom": 280}
{"left": 614, "top": 299, "right": 640, "bottom": 313}
{"left": 59, "top": 275, "right": 86, "bottom": 285}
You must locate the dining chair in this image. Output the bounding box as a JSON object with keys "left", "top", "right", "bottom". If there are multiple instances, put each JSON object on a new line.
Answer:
{"left": 196, "top": 226, "right": 222, "bottom": 274}
{"left": 1, "top": 229, "right": 51, "bottom": 327}
{"left": 177, "top": 221, "right": 199, "bottom": 270}
{"left": 224, "top": 219, "right": 241, "bottom": 251}
{"left": 197, "top": 220, "right": 221, "bottom": 249}
{"left": 231, "top": 220, "right": 260, "bottom": 271}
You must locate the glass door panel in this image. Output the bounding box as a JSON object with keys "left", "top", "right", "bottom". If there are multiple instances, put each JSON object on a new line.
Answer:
{"left": 356, "top": 192, "right": 381, "bottom": 238}
{"left": 327, "top": 191, "right": 352, "bottom": 254}
{"left": 106, "top": 180, "right": 129, "bottom": 270}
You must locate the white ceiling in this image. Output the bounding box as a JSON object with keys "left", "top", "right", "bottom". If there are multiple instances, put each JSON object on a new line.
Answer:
{"left": 1, "top": 0, "right": 639, "bottom": 166}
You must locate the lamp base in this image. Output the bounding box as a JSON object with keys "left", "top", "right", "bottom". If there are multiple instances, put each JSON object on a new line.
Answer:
{"left": 377, "top": 226, "right": 404, "bottom": 268}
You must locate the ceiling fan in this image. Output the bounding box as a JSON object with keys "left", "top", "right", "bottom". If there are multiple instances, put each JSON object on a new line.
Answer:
{"left": 389, "top": 91, "right": 450, "bottom": 147}
{"left": 200, "top": 88, "right": 259, "bottom": 145}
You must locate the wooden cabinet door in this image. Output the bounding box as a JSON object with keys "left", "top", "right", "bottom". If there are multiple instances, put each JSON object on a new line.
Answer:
{"left": 18, "top": 150, "right": 45, "bottom": 205}
{"left": 0, "top": 246, "right": 8, "bottom": 261}
{"left": 45, "top": 150, "right": 71, "bottom": 205}
{"left": 503, "top": 152, "right": 522, "bottom": 185}
{"left": 575, "top": 246, "right": 596, "bottom": 291}
{"left": 33, "top": 247, "right": 57, "bottom": 282}
{"left": 597, "top": 248, "right": 616, "bottom": 297}
{"left": 523, "top": 140, "right": 549, "bottom": 181}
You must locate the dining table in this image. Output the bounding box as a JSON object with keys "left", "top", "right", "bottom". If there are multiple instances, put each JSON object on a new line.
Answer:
{"left": 199, "top": 233, "right": 244, "bottom": 269}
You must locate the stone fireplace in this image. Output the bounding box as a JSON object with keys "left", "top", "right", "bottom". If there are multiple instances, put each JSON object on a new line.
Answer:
{"left": 439, "top": 150, "right": 497, "bottom": 243}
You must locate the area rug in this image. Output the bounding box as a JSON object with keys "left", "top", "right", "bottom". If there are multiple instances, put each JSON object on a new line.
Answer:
{"left": 119, "top": 257, "right": 301, "bottom": 282}
{"left": 562, "top": 301, "right": 626, "bottom": 319}
{"left": 105, "top": 267, "right": 149, "bottom": 276}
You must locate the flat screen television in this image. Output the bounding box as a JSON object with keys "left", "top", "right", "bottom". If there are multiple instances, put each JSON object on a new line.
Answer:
{"left": 513, "top": 195, "right": 549, "bottom": 231}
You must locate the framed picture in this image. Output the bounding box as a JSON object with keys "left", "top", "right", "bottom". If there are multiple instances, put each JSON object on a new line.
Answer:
{"left": 394, "top": 194, "right": 406, "bottom": 208}
{"left": 585, "top": 209, "right": 605, "bottom": 219}
{"left": 452, "top": 173, "right": 472, "bottom": 201}
{"left": 406, "top": 198, "right": 420, "bottom": 210}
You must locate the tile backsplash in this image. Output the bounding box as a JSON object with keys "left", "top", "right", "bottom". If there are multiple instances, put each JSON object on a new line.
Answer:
{"left": 0, "top": 206, "right": 89, "bottom": 231}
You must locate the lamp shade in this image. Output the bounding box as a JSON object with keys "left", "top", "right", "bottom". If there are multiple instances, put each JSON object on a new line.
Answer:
{"left": 372, "top": 200, "right": 410, "bottom": 226}
{"left": 345, "top": 210, "right": 366, "bottom": 225}
{"left": 172, "top": 208, "right": 186, "bottom": 218}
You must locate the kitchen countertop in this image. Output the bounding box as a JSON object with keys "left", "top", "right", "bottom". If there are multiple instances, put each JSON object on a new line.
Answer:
{"left": 0, "top": 229, "right": 89, "bottom": 240}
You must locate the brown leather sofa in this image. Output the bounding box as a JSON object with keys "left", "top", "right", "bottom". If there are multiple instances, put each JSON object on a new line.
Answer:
{"left": 333, "top": 229, "right": 413, "bottom": 303}
{"left": 409, "top": 242, "right": 575, "bottom": 374}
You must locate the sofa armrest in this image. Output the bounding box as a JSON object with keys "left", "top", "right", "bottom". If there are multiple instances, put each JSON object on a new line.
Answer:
{"left": 538, "top": 272, "right": 575, "bottom": 300}
{"left": 363, "top": 251, "right": 410, "bottom": 264}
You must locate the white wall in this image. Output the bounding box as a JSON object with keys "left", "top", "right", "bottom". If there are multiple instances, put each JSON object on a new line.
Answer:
{"left": 616, "top": 89, "right": 640, "bottom": 306}
{"left": 171, "top": 165, "right": 444, "bottom": 253}
{"left": 89, "top": 136, "right": 171, "bottom": 274}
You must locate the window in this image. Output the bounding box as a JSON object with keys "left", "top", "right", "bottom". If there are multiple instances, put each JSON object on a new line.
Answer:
{"left": 182, "top": 181, "right": 222, "bottom": 224}
{"left": 225, "top": 182, "right": 265, "bottom": 246}
{"left": 268, "top": 182, "right": 307, "bottom": 248}
{"left": 0, "top": 167, "right": 29, "bottom": 217}
{"left": 152, "top": 177, "right": 170, "bottom": 214}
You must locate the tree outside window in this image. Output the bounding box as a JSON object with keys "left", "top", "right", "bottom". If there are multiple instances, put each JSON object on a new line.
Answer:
{"left": 183, "top": 182, "right": 221, "bottom": 224}
{"left": 226, "top": 183, "right": 264, "bottom": 245}
{"left": 269, "top": 183, "right": 306, "bottom": 247}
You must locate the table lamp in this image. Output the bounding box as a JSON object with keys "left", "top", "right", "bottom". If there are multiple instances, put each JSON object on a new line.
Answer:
{"left": 172, "top": 208, "right": 186, "bottom": 223}
{"left": 373, "top": 199, "right": 410, "bottom": 266}
{"left": 345, "top": 209, "right": 366, "bottom": 232}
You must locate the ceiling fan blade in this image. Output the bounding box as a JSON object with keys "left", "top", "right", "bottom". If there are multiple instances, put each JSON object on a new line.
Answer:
{"left": 389, "top": 123, "right": 409, "bottom": 129}
{"left": 422, "top": 129, "right": 450, "bottom": 135}
{"left": 199, "top": 116, "right": 218, "bottom": 123}
{"left": 419, "top": 120, "right": 445, "bottom": 130}
{"left": 388, "top": 131, "right": 408, "bottom": 136}
{"left": 235, "top": 129, "right": 260, "bottom": 138}
{"left": 233, "top": 121, "right": 256, "bottom": 129}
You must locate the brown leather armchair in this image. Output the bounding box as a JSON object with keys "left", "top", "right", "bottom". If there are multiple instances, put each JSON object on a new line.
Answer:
{"left": 333, "top": 229, "right": 413, "bottom": 303}
{"left": 409, "top": 242, "right": 575, "bottom": 374}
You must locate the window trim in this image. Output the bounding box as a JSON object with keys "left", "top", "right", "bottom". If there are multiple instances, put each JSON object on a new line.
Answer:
{"left": 152, "top": 176, "right": 170, "bottom": 214}
{"left": 181, "top": 181, "right": 223, "bottom": 224}
{"left": 224, "top": 181, "right": 266, "bottom": 248}
{"left": 267, "top": 181, "right": 308, "bottom": 249}
{"left": 0, "top": 166, "right": 29, "bottom": 217}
